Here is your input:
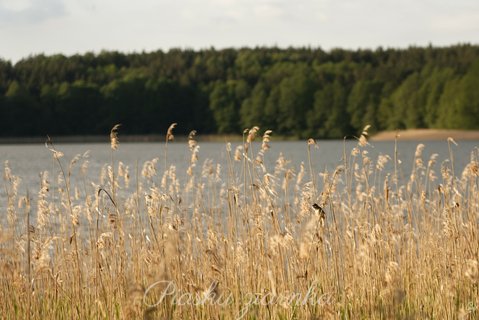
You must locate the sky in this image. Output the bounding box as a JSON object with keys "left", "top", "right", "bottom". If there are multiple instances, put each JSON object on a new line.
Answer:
{"left": 1, "top": 0, "right": 479, "bottom": 63}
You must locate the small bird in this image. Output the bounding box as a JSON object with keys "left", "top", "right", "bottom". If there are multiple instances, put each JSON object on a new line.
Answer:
{"left": 312, "top": 203, "right": 326, "bottom": 226}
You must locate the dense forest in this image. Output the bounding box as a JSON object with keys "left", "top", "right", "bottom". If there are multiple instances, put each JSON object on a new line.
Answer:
{"left": 1, "top": 44, "right": 479, "bottom": 138}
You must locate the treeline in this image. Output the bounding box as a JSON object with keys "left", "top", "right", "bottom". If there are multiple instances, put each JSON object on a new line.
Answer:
{"left": 1, "top": 44, "right": 479, "bottom": 138}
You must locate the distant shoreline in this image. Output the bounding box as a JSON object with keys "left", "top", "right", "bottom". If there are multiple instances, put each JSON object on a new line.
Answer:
{"left": 371, "top": 129, "right": 479, "bottom": 141}
{"left": 2, "top": 129, "right": 479, "bottom": 144}
{"left": 0, "top": 134, "right": 247, "bottom": 145}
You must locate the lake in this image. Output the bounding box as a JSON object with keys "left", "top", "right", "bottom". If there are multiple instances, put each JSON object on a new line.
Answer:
{"left": 1, "top": 139, "right": 478, "bottom": 213}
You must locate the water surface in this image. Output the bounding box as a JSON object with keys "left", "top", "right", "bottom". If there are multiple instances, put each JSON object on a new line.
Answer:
{"left": 1, "top": 139, "right": 478, "bottom": 212}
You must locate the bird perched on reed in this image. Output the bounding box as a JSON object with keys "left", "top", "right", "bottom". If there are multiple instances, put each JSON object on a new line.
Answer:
{"left": 312, "top": 203, "right": 326, "bottom": 227}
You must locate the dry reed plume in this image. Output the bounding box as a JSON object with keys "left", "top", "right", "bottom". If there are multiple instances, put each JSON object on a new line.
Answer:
{"left": 1, "top": 124, "right": 478, "bottom": 319}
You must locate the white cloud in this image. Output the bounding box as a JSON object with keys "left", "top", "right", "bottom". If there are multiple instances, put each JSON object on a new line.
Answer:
{"left": 253, "top": 3, "right": 285, "bottom": 19}
{"left": 0, "top": 0, "right": 478, "bottom": 62}
{"left": 0, "top": 0, "right": 34, "bottom": 12}
{"left": 430, "top": 12, "right": 479, "bottom": 32}
{"left": 0, "top": 0, "right": 65, "bottom": 24}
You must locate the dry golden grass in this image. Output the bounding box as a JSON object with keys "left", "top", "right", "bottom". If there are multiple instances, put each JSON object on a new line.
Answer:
{"left": 1, "top": 124, "right": 478, "bottom": 319}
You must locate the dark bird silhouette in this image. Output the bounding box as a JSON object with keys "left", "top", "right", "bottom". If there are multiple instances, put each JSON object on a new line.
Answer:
{"left": 312, "top": 203, "right": 326, "bottom": 222}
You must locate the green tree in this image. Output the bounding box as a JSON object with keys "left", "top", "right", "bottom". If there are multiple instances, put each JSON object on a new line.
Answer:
{"left": 308, "top": 80, "right": 351, "bottom": 138}
{"left": 3, "top": 81, "right": 40, "bottom": 135}
{"left": 2, "top": 45, "right": 479, "bottom": 137}
{"left": 235, "top": 49, "right": 263, "bottom": 84}
{"left": 54, "top": 81, "right": 104, "bottom": 134}
{"left": 240, "top": 82, "right": 267, "bottom": 128}
{"left": 347, "top": 80, "right": 382, "bottom": 131}
{"left": 209, "top": 80, "right": 249, "bottom": 133}
{"left": 418, "top": 67, "right": 455, "bottom": 127}
{"left": 276, "top": 64, "right": 316, "bottom": 137}
{"left": 390, "top": 72, "right": 424, "bottom": 129}
{"left": 436, "top": 60, "right": 479, "bottom": 129}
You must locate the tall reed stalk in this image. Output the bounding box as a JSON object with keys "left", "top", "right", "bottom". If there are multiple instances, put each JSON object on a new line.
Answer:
{"left": 1, "top": 126, "right": 478, "bottom": 319}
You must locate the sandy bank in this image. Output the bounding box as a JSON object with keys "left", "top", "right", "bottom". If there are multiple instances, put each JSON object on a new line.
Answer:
{"left": 371, "top": 129, "right": 479, "bottom": 141}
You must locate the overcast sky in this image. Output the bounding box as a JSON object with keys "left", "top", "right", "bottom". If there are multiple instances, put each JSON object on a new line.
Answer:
{"left": 1, "top": 0, "right": 479, "bottom": 63}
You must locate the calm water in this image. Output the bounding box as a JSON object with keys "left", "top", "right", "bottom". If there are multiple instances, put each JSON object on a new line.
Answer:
{"left": 1, "top": 139, "right": 478, "bottom": 212}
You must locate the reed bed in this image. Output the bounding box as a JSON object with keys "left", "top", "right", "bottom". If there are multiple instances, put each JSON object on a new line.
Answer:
{"left": 1, "top": 125, "right": 478, "bottom": 319}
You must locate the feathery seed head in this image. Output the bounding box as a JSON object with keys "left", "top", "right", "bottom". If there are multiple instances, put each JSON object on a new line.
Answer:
{"left": 110, "top": 124, "right": 121, "bottom": 150}
{"left": 166, "top": 123, "right": 177, "bottom": 141}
